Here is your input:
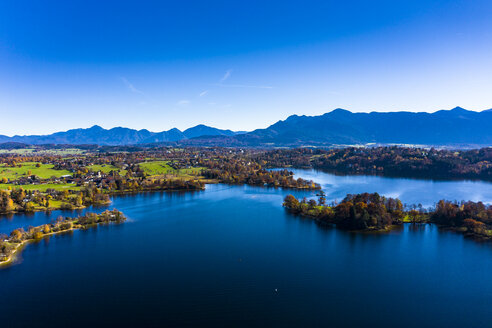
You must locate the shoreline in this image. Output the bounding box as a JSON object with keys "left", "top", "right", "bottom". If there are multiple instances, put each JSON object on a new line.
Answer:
{"left": 0, "top": 202, "right": 110, "bottom": 216}
{"left": 267, "top": 166, "right": 492, "bottom": 183}
{"left": 0, "top": 178, "right": 319, "bottom": 217}
{"left": 286, "top": 209, "right": 492, "bottom": 241}
{"left": 0, "top": 226, "right": 96, "bottom": 268}
{"left": 0, "top": 242, "right": 24, "bottom": 267}
{"left": 0, "top": 230, "right": 73, "bottom": 268}
{"left": 0, "top": 210, "right": 126, "bottom": 268}
{"left": 0, "top": 185, "right": 209, "bottom": 216}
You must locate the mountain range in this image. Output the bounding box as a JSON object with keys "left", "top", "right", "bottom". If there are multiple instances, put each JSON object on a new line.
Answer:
{"left": 228, "top": 106, "right": 492, "bottom": 147}
{"left": 1, "top": 107, "right": 491, "bottom": 147}
{"left": 0, "top": 124, "right": 241, "bottom": 146}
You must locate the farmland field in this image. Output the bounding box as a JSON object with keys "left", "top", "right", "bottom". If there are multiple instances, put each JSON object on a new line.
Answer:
{"left": 0, "top": 163, "right": 71, "bottom": 180}
{"left": 0, "top": 183, "right": 80, "bottom": 191}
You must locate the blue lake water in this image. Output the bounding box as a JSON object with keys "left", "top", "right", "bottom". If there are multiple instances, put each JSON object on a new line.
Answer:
{"left": 1, "top": 170, "right": 492, "bottom": 327}
{"left": 289, "top": 168, "right": 492, "bottom": 207}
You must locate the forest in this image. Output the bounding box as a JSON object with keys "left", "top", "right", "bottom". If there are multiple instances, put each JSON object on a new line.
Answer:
{"left": 202, "top": 158, "right": 319, "bottom": 189}
{"left": 256, "top": 147, "right": 492, "bottom": 180}
{"left": 283, "top": 193, "right": 492, "bottom": 239}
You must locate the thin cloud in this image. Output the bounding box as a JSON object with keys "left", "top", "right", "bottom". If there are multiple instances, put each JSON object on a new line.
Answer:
{"left": 214, "top": 69, "right": 272, "bottom": 89}
{"left": 199, "top": 90, "right": 209, "bottom": 97}
{"left": 120, "top": 77, "right": 144, "bottom": 95}
{"left": 177, "top": 100, "right": 190, "bottom": 106}
{"left": 211, "top": 83, "right": 273, "bottom": 89}
{"left": 220, "top": 69, "right": 232, "bottom": 82}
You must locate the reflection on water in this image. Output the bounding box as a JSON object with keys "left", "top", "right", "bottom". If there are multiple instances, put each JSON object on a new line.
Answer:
{"left": 289, "top": 168, "right": 492, "bottom": 207}
{"left": 3, "top": 170, "right": 491, "bottom": 234}
{"left": 1, "top": 172, "right": 492, "bottom": 327}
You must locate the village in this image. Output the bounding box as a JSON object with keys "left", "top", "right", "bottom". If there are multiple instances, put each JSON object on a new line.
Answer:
{"left": 0, "top": 147, "right": 318, "bottom": 214}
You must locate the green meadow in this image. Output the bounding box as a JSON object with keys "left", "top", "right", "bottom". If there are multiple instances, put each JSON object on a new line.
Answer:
{"left": 84, "top": 164, "right": 127, "bottom": 175}
{"left": 0, "top": 183, "right": 81, "bottom": 191}
{"left": 139, "top": 161, "right": 204, "bottom": 177}
{"left": 0, "top": 163, "right": 72, "bottom": 180}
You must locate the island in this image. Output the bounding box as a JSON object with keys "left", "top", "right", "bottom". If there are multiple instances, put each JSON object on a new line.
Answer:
{"left": 283, "top": 192, "right": 492, "bottom": 239}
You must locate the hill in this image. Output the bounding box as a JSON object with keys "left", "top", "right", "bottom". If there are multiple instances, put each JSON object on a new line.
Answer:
{"left": 0, "top": 125, "right": 242, "bottom": 146}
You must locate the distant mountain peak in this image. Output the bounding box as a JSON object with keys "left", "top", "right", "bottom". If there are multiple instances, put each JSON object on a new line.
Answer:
{"left": 330, "top": 108, "right": 351, "bottom": 114}
{"left": 450, "top": 106, "right": 468, "bottom": 112}
{"left": 183, "top": 124, "right": 238, "bottom": 139}
{"left": 285, "top": 114, "right": 300, "bottom": 120}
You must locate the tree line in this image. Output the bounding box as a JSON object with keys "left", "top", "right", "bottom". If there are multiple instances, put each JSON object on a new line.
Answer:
{"left": 255, "top": 147, "right": 492, "bottom": 180}
{"left": 202, "top": 158, "right": 319, "bottom": 189}
{"left": 283, "top": 192, "right": 492, "bottom": 239}
{"left": 0, "top": 187, "right": 111, "bottom": 213}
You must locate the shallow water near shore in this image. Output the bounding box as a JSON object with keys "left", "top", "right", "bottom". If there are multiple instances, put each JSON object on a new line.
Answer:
{"left": 2, "top": 170, "right": 492, "bottom": 327}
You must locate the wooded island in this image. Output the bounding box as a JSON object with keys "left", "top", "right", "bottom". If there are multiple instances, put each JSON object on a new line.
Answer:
{"left": 283, "top": 193, "right": 492, "bottom": 239}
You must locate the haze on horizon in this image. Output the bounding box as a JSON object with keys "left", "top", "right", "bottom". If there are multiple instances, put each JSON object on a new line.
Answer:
{"left": 1, "top": 0, "right": 492, "bottom": 136}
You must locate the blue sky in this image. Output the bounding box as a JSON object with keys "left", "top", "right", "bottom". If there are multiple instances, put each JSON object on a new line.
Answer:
{"left": 1, "top": 0, "right": 492, "bottom": 135}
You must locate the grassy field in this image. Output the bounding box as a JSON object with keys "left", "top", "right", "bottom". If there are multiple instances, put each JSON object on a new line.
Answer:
{"left": 138, "top": 161, "right": 204, "bottom": 178}
{"left": 139, "top": 161, "right": 175, "bottom": 175}
{"left": 85, "top": 164, "right": 126, "bottom": 175}
{"left": 0, "top": 183, "right": 81, "bottom": 191}
{"left": 0, "top": 160, "right": 205, "bottom": 192}
{"left": 31, "top": 199, "right": 69, "bottom": 210}
{"left": 0, "top": 163, "right": 72, "bottom": 180}
{"left": 401, "top": 214, "right": 430, "bottom": 223}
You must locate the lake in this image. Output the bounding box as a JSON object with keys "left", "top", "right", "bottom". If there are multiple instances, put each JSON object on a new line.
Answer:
{"left": 1, "top": 170, "right": 492, "bottom": 327}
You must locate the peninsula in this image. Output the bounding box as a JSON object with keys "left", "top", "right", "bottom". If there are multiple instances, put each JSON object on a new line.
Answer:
{"left": 0, "top": 209, "right": 126, "bottom": 266}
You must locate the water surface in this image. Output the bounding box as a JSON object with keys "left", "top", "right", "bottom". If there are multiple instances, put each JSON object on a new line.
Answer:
{"left": 1, "top": 171, "right": 492, "bottom": 327}
{"left": 289, "top": 168, "right": 492, "bottom": 207}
